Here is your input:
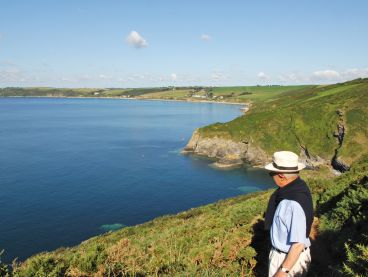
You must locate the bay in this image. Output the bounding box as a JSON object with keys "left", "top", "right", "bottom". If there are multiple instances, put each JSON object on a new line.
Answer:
{"left": 0, "top": 97, "right": 273, "bottom": 262}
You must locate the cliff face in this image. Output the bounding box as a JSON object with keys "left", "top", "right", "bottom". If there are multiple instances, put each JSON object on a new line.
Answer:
{"left": 184, "top": 79, "right": 368, "bottom": 172}
{"left": 331, "top": 109, "right": 350, "bottom": 172}
{"left": 183, "top": 129, "right": 329, "bottom": 169}
{"left": 183, "top": 129, "right": 268, "bottom": 168}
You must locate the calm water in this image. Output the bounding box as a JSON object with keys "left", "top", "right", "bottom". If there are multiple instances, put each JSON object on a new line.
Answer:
{"left": 0, "top": 98, "right": 273, "bottom": 262}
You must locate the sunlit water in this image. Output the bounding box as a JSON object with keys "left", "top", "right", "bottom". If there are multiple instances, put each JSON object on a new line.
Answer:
{"left": 0, "top": 98, "right": 273, "bottom": 262}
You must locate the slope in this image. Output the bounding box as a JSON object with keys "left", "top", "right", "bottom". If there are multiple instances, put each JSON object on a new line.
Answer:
{"left": 199, "top": 78, "right": 368, "bottom": 168}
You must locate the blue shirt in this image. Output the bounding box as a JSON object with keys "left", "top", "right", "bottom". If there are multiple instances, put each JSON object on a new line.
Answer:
{"left": 270, "top": 199, "right": 311, "bottom": 253}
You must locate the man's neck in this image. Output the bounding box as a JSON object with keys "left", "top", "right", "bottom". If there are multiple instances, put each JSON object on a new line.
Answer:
{"left": 278, "top": 176, "right": 299, "bottom": 188}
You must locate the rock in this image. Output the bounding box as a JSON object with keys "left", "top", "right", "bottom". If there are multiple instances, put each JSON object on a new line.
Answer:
{"left": 299, "top": 150, "right": 327, "bottom": 169}
{"left": 331, "top": 169, "right": 342, "bottom": 176}
{"left": 211, "top": 161, "right": 243, "bottom": 169}
{"left": 183, "top": 129, "right": 268, "bottom": 167}
{"left": 182, "top": 129, "right": 201, "bottom": 153}
{"left": 336, "top": 109, "right": 344, "bottom": 117}
{"left": 331, "top": 154, "right": 350, "bottom": 172}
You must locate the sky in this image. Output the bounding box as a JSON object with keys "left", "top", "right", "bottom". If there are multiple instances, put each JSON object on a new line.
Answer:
{"left": 0, "top": 0, "right": 368, "bottom": 88}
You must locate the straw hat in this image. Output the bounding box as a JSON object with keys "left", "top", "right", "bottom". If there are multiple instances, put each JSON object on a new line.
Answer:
{"left": 265, "top": 151, "right": 306, "bottom": 172}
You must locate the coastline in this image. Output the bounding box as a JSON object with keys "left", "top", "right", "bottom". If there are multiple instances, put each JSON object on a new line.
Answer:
{"left": 2, "top": 95, "right": 254, "bottom": 168}
{"left": 0, "top": 94, "right": 255, "bottom": 264}
{"left": 1, "top": 95, "right": 248, "bottom": 108}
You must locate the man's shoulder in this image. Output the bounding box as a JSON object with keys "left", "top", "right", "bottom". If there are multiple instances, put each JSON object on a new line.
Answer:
{"left": 297, "top": 177, "right": 312, "bottom": 192}
{"left": 279, "top": 199, "right": 304, "bottom": 212}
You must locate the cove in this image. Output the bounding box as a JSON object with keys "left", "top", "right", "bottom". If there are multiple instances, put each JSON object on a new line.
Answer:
{"left": 0, "top": 97, "right": 273, "bottom": 262}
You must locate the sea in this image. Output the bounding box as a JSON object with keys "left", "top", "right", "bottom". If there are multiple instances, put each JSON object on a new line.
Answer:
{"left": 0, "top": 97, "right": 273, "bottom": 263}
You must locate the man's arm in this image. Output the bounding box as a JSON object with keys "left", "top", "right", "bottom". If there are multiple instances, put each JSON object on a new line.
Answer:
{"left": 274, "top": 242, "right": 305, "bottom": 276}
{"left": 275, "top": 201, "right": 308, "bottom": 276}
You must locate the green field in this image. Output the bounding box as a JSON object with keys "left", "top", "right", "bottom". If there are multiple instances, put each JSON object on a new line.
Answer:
{"left": 138, "top": 89, "right": 193, "bottom": 99}
{"left": 210, "top": 85, "right": 313, "bottom": 101}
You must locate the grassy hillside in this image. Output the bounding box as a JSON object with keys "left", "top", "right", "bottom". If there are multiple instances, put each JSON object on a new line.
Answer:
{"left": 310, "top": 155, "right": 368, "bottom": 276}
{"left": 200, "top": 79, "right": 368, "bottom": 165}
{"left": 10, "top": 191, "right": 271, "bottom": 276}
{"left": 210, "top": 85, "right": 313, "bottom": 102}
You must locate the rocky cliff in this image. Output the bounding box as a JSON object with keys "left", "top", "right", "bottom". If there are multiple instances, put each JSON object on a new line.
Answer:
{"left": 183, "top": 128, "right": 330, "bottom": 169}
{"left": 182, "top": 129, "right": 269, "bottom": 168}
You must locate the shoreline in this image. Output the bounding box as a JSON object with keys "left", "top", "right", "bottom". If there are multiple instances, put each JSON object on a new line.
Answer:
{"left": 1, "top": 95, "right": 248, "bottom": 108}
{"left": 1, "top": 95, "right": 255, "bottom": 264}
{"left": 3, "top": 95, "right": 253, "bottom": 167}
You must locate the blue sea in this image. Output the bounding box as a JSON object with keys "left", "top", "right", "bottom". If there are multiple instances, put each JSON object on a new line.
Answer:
{"left": 0, "top": 97, "right": 273, "bottom": 263}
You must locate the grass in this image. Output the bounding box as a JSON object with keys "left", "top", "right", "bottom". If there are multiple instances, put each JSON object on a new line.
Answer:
{"left": 309, "top": 155, "right": 368, "bottom": 276}
{"left": 200, "top": 79, "right": 368, "bottom": 164}
{"left": 210, "top": 85, "right": 313, "bottom": 101}
{"left": 138, "top": 89, "right": 192, "bottom": 100}
{"left": 303, "top": 83, "right": 360, "bottom": 101}
{"left": 12, "top": 191, "right": 272, "bottom": 276}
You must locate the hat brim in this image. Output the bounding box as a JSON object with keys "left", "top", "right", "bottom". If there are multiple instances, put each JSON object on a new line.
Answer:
{"left": 264, "top": 162, "right": 306, "bottom": 172}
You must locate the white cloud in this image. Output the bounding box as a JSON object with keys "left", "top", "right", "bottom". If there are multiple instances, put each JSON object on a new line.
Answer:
{"left": 0, "top": 68, "right": 27, "bottom": 83}
{"left": 0, "top": 60, "right": 15, "bottom": 67}
{"left": 171, "top": 73, "right": 177, "bottom": 81}
{"left": 79, "top": 74, "right": 92, "bottom": 80}
{"left": 212, "top": 71, "right": 228, "bottom": 81}
{"left": 278, "top": 68, "right": 367, "bottom": 84}
{"left": 200, "top": 34, "right": 211, "bottom": 41}
{"left": 130, "top": 74, "right": 145, "bottom": 80}
{"left": 257, "top": 72, "right": 270, "bottom": 80}
{"left": 311, "top": 70, "right": 340, "bottom": 80}
{"left": 98, "top": 74, "right": 113, "bottom": 79}
{"left": 342, "top": 68, "right": 368, "bottom": 79}
{"left": 277, "top": 72, "right": 306, "bottom": 83}
{"left": 126, "top": 31, "right": 148, "bottom": 48}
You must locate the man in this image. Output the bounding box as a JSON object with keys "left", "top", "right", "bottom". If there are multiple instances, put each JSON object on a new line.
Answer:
{"left": 264, "top": 151, "right": 313, "bottom": 277}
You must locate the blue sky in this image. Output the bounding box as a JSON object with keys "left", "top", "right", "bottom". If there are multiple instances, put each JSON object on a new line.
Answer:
{"left": 0, "top": 0, "right": 367, "bottom": 87}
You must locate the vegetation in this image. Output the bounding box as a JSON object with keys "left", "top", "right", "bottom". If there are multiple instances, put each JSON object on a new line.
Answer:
{"left": 210, "top": 85, "right": 313, "bottom": 101}
{"left": 0, "top": 250, "right": 10, "bottom": 277}
{"left": 1, "top": 79, "right": 367, "bottom": 276}
{"left": 309, "top": 155, "right": 368, "bottom": 276}
{"left": 200, "top": 78, "right": 368, "bottom": 165}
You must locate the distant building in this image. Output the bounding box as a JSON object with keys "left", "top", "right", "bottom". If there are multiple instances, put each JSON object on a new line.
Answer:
{"left": 192, "top": 94, "right": 207, "bottom": 99}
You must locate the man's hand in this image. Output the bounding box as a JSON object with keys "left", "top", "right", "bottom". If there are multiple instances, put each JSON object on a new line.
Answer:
{"left": 274, "top": 270, "right": 288, "bottom": 277}
{"left": 282, "top": 242, "right": 305, "bottom": 271}
{"left": 274, "top": 242, "right": 305, "bottom": 276}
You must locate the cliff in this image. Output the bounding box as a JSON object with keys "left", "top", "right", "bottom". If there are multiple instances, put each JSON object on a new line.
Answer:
{"left": 185, "top": 79, "right": 368, "bottom": 172}
{"left": 183, "top": 129, "right": 268, "bottom": 168}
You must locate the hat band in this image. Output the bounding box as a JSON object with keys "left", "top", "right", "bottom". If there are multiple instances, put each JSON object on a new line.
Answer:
{"left": 272, "top": 162, "right": 298, "bottom": 171}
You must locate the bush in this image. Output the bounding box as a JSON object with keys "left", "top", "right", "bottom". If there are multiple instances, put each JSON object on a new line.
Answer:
{"left": 0, "top": 250, "right": 10, "bottom": 277}
{"left": 343, "top": 239, "right": 368, "bottom": 276}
